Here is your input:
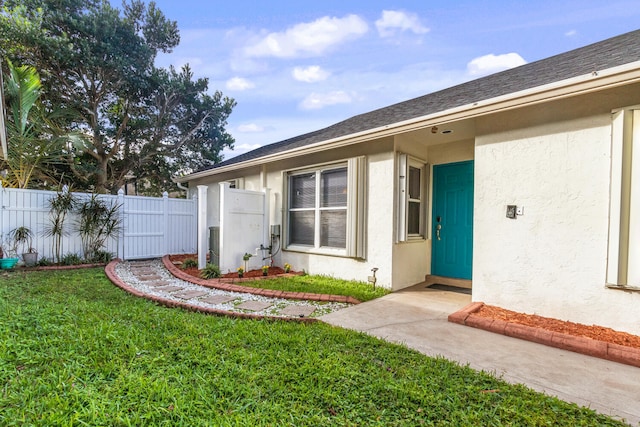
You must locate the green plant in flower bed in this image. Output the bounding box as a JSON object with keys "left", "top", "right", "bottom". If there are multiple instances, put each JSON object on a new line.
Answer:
{"left": 200, "top": 263, "right": 221, "bottom": 279}
{"left": 90, "top": 250, "right": 114, "bottom": 264}
{"left": 181, "top": 257, "right": 198, "bottom": 269}
{"left": 60, "top": 252, "right": 84, "bottom": 265}
{"left": 36, "top": 257, "right": 53, "bottom": 266}
{"left": 241, "top": 275, "right": 390, "bottom": 302}
{"left": 0, "top": 269, "right": 625, "bottom": 426}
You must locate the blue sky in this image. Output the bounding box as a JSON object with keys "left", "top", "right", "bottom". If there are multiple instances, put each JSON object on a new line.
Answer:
{"left": 148, "top": 0, "right": 640, "bottom": 160}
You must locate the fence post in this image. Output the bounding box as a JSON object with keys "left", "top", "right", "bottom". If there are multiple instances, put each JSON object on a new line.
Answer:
{"left": 263, "top": 187, "right": 270, "bottom": 251}
{"left": 0, "top": 182, "right": 4, "bottom": 241}
{"left": 197, "top": 185, "right": 208, "bottom": 269}
{"left": 163, "top": 191, "right": 169, "bottom": 256}
{"left": 192, "top": 191, "right": 198, "bottom": 254}
{"left": 117, "top": 189, "right": 125, "bottom": 260}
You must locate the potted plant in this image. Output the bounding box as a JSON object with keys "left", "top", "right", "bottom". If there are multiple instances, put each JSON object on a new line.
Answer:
{"left": 10, "top": 226, "right": 38, "bottom": 266}
{"left": 242, "top": 252, "right": 252, "bottom": 272}
{"left": 262, "top": 265, "right": 269, "bottom": 276}
{"left": 0, "top": 234, "right": 19, "bottom": 269}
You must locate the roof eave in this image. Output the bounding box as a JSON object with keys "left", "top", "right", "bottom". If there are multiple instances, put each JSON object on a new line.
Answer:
{"left": 178, "top": 60, "right": 640, "bottom": 183}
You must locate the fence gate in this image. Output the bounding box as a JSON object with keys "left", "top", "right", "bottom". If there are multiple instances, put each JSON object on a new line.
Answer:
{"left": 120, "top": 191, "right": 197, "bottom": 259}
{"left": 218, "top": 183, "right": 270, "bottom": 273}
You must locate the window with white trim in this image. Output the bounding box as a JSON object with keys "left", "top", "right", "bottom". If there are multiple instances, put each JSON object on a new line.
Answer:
{"left": 285, "top": 157, "right": 366, "bottom": 258}
{"left": 397, "top": 153, "right": 427, "bottom": 242}
{"left": 607, "top": 108, "right": 640, "bottom": 288}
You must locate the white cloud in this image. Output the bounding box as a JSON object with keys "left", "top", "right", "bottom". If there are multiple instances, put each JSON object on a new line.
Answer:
{"left": 565, "top": 29, "right": 577, "bottom": 37}
{"left": 467, "top": 53, "right": 527, "bottom": 76}
{"left": 237, "top": 123, "right": 264, "bottom": 133}
{"left": 300, "top": 91, "right": 352, "bottom": 110}
{"left": 221, "top": 143, "right": 263, "bottom": 160}
{"left": 375, "top": 10, "right": 429, "bottom": 38}
{"left": 226, "top": 77, "right": 255, "bottom": 91}
{"left": 244, "top": 15, "right": 368, "bottom": 58}
{"left": 292, "top": 65, "right": 330, "bottom": 83}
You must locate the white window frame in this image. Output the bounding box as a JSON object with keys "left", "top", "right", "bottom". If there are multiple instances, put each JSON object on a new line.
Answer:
{"left": 397, "top": 153, "right": 427, "bottom": 242}
{"left": 284, "top": 157, "right": 366, "bottom": 258}
{"left": 607, "top": 108, "right": 640, "bottom": 288}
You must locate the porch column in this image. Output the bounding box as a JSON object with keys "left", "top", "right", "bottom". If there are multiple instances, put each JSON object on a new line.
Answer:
{"left": 197, "top": 185, "right": 208, "bottom": 269}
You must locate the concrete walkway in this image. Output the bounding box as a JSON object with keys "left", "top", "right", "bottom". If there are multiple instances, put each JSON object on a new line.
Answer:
{"left": 320, "top": 284, "right": 640, "bottom": 426}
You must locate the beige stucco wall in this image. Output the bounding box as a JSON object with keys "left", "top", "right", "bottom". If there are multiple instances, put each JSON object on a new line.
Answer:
{"left": 474, "top": 109, "right": 640, "bottom": 335}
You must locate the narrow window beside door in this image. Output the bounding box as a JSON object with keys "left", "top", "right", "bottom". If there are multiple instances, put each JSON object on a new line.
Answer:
{"left": 397, "top": 153, "right": 427, "bottom": 242}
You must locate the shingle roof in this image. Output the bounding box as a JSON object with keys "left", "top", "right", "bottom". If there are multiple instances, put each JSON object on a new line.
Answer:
{"left": 205, "top": 29, "right": 640, "bottom": 171}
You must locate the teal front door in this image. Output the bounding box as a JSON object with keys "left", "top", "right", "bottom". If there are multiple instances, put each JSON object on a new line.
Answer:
{"left": 431, "top": 161, "right": 474, "bottom": 280}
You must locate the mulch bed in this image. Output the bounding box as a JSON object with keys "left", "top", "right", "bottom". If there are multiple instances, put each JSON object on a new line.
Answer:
{"left": 169, "top": 254, "right": 289, "bottom": 279}
{"left": 476, "top": 304, "right": 640, "bottom": 349}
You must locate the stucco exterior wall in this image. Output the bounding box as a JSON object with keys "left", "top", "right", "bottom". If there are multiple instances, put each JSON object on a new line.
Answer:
{"left": 474, "top": 112, "right": 640, "bottom": 335}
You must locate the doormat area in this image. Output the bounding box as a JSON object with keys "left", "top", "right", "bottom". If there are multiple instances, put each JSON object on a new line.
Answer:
{"left": 427, "top": 284, "right": 472, "bottom": 295}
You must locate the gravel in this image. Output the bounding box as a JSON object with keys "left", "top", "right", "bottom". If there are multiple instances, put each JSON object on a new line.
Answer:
{"left": 114, "top": 259, "right": 349, "bottom": 318}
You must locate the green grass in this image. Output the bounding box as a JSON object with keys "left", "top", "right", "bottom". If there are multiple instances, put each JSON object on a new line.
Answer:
{"left": 242, "top": 274, "right": 390, "bottom": 302}
{"left": 0, "top": 268, "right": 626, "bottom": 426}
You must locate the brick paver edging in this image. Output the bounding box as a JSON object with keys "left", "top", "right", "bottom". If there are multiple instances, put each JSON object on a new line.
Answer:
{"left": 449, "top": 302, "right": 640, "bottom": 368}
{"left": 104, "top": 260, "right": 318, "bottom": 323}
{"left": 161, "top": 255, "right": 361, "bottom": 305}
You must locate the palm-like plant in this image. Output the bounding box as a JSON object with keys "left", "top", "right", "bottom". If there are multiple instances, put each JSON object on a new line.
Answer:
{"left": 0, "top": 61, "right": 77, "bottom": 188}
{"left": 74, "top": 194, "right": 122, "bottom": 262}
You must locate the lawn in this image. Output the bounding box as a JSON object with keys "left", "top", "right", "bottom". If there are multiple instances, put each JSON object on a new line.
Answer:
{"left": 0, "top": 268, "right": 626, "bottom": 426}
{"left": 235, "top": 274, "right": 390, "bottom": 302}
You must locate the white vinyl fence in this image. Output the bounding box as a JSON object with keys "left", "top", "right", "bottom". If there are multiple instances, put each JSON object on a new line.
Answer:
{"left": 217, "top": 183, "right": 270, "bottom": 273}
{"left": 0, "top": 185, "right": 197, "bottom": 261}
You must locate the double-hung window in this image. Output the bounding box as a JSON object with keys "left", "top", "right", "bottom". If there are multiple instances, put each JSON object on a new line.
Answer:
{"left": 397, "top": 153, "right": 426, "bottom": 242}
{"left": 286, "top": 158, "right": 366, "bottom": 257}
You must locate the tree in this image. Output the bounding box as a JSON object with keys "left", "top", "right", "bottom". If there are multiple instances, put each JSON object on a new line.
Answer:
{"left": 0, "top": 0, "right": 235, "bottom": 194}
{"left": 114, "top": 65, "right": 236, "bottom": 195}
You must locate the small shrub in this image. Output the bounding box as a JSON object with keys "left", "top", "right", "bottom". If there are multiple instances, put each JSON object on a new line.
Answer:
{"left": 91, "top": 250, "right": 114, "bottom": 264}
{"left": 182, "top": 258, "right": 198, "bottom": 269}
{"left": 36, "top": 257, "right": 53, "bottom": 266}
{"left": 200, "top": 263, "right": 221, "bottom": 279}
{"left": 61, "top": 253, "right": 83, "bottom": 266}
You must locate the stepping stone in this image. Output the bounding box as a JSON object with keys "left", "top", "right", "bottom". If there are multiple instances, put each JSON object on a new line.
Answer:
{"left": 279, "top": 305, "right": 316, "bottom": 317}
{"left": 173, "top": 290, "right": 208, "bottom": 300}
{"left": 131, "top": 267, "right": 155, "bottom": 272}
{"left": 146, "top": 280, "right": 172, "bottom": 287}
{"left": 138, "top": 275, "right": 162, "bottom": 281}
{"left": 236, "top": 301, "right": 273, "bottom": 312}
{"left": 155, "top": 286, "right": 183, "bottom": 293}
{"left": 200, "top": 295, "right": 236, "bottom": 305}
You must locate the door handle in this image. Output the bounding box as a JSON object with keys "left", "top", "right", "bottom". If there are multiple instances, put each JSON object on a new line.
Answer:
{"left": 436, "top": 224, "right": 442, "bottom": 240}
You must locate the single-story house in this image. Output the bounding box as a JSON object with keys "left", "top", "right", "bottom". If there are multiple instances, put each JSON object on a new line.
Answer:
{"left": 178, "top": 29, "right": 640, "bottom": 336}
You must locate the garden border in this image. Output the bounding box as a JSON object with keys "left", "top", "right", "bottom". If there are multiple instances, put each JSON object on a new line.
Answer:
{"left": 449, "top": 302, "right": 640, "bottom": 368}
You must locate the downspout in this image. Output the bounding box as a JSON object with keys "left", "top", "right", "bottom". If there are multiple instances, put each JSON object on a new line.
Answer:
{"left": 174, "top": 180, "right": 189, "bottom": 193}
